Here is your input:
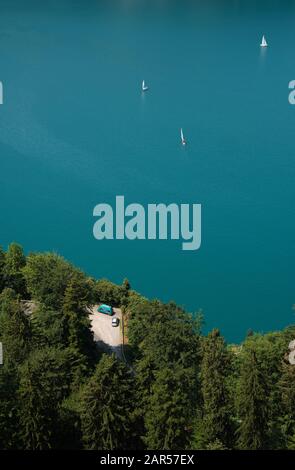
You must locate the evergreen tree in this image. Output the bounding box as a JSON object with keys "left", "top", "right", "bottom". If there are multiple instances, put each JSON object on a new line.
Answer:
{"left": 130, "top": 300, "right": 201, "bottom": 449}
{"left": 135, "top": 355, "right": 155, "bottom": 414}
{"left": 0, "top": 366, "right": 19, "bottom": 449}
{"left": 62, "top": 273, "right": 97, "bottom": 371}
{"left": 3, "top": 243, "right": 27, "bottom": 297}
{"left": 237, "top": 349, "right": 270, "bottom": 449}
{"left": 129, "top": 300, "right": 201, "bottom": 369}
{"left": 0, "top": 246, "right": 5, "bottom": 292}
{"left": 23, "top": 252, "right": 80, "bottom": 309}
{"left": 54, "top": 395, "right": 82, "bottom": 449}
{"left": 30, "top": 306, "right": 67, "bottom": 349}
{"left": 120, "top": 278, "right": 131, "bottom": 307}
{"left": 144, "top": 365, "right": 196, "bottom": 450}
{"left": 278, "top": 360, "right": 295, "bottom": 447}
{"left": 94, "top": 278, "right": 123, "bottom": 306}
{"left": 18, "top": 347, "right": 71, "bottom": 449}
{"left": 0, "top": 288, "right": 31, "bottom": 367}
{"left": 198, "top": 329, "right": 233, "bottom": 448}
{"left": 0, "top": 288, "right": 29, "bottom": 449}
{"left": 62, "top": 273, "right": 94, "bottom": 314}
{"left": 241, "top": 330, "right": 295, "bottom": 448}
{"left": 80, "top": 355, "right": 134, "bottom": 450}
{"left": 133, "top": 354, "right": 156, "bottom": 447}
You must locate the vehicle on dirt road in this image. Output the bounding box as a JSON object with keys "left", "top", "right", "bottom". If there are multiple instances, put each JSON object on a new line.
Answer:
{"left": 97, "top": 304, "right": 114, "bottom": 316}
{"left": 112, "top": 317, "right": 120, "bottom": 327}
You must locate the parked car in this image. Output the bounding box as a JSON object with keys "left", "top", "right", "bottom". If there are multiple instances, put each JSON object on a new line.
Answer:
{"left": 112, "top": 317, "right": 120, "bottom": 327}
{"left": 97, "top": 304, "right": 113, "bottom": 316}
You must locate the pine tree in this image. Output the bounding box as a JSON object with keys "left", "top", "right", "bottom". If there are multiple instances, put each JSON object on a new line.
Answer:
{"left": 80, "top": 354, "right": 134, "bottom": 450}
{"left": 23, "top": 252, "right": 80, "bottom": 309}
{"left": 0, "top": 246, "right": 5, "bottom": 292}
{"left": 62, "top": 274, "right": 97, "bottom": 370}
{"left": 135, "top": 354, "right": 155, "bottom": 413}
{"left": 0, "top": 366, "right": 19, "bottom": 449}
{"left": 0, "top": 288, "right": 31, "bottom": 367}
{"left": 3, "top": 243, "right": 27, "bottom": 297}
{"left": 197, "top": 329, "right": 232, "bottom": 448}
{"left": 120, "top": 278, "right": 131, "bottom": 307}
{"left": 144, "top": 365, "right": 196, "bottom": 450}
{"left": 18, "top": 347, "right": 71, "bottom": 449}
{"left": 129, "top": 300, "right": 200, "bottom": 370}
{"left": 278, "top": 360, "right": 295, "bottom": 447}
{"left": 62, "top": 273, "right": 94, "bottom": 315}
{"left": 134, "top": 354, "right": 156, "bottom": 446}
{"left": 30, "top": 306, "right": 67, "bottom": 349}
{"left": 237, "top": 349, "right": 270, "bottom": 449}
{"left": 129, "top": 300, "right": 201, "bottom": 449}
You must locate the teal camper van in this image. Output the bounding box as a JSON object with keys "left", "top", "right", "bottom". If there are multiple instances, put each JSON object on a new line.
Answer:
{"left": 97, "top": 304, "right": 114, "bottom": 316}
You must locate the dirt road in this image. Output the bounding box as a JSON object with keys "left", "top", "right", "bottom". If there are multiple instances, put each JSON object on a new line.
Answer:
{"left": 89, "top": 306, "right": 123, "bottom": 360}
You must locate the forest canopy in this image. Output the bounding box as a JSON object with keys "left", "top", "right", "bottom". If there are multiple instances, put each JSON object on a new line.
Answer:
{"left": 0, "top": 242, "right": 294, "bottom": 450}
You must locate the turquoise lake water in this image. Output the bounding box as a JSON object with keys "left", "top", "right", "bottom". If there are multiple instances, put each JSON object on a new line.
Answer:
{"left": 0, "top": 0, "right": 294, "bottom": 342}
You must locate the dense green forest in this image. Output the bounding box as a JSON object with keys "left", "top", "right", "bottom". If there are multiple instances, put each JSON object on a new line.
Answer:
{"left": 0, "top": 242, "right": 294, "bottom": 450}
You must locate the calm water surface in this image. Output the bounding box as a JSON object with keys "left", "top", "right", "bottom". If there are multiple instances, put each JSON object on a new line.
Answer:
{"left": 0, "top": 0, "right": 295, "bottom": 341}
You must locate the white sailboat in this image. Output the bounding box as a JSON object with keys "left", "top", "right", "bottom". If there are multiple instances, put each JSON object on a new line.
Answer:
{"left": 260, "top": 35, "right": 268, "bottom": 47}
{"left": 180, "top": 128, "right": 186, "bottom": 146}
{"left": 142, "top": 80, "right": 148, "bottom": 91}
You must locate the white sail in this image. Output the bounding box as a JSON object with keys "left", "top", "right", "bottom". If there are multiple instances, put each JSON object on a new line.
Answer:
{"left": 260, "top": 35, "right": 268, "bottom": 47}
{"left": 180, "top": 128, "right": 186, "bottom": 145}
{"left": 142, "top": 80, "right": 148, "bottom": 91}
